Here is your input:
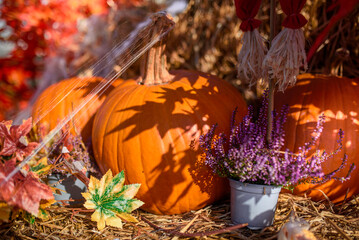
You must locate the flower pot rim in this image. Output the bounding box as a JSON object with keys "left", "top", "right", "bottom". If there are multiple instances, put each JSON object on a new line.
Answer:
{"left": 228, "top": 178, "right": 282, "bottom": 188}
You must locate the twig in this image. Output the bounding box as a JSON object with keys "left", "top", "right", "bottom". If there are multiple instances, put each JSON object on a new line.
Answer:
{"left": 126, "top": 220, "right": 159, "bottom": 240}
{"left": 264, "top": 234, "right": 279, "bottom": 240}
{"left": 18, "top": 234, "right": 36, "bottom": 240}
{"left": 307, "top": 195, "right": 353, "bottom": 240}
{"left": 171, "top": 215, "right": 199, "bottom": 240}
{"left": 304, "top": 188, "right": 334, "bottom": 213}
{"left": 355, "top": 197, "right": 359, "bottom": 206}
{"left": 234, "top": 232, "right": 251, "bottom": 240}
{"left": 308, "top": 198, "right": 320, "bottom": 216}
{"left": 325, "top": 217, "right": 353, "bottom": 240}
{"left": 338, "top": 188, "right": 350, "bottom": 214}
{"left": 141, "top": 216, "right": 248, "bottom": 237}
{"left": 39, "top": 222, "right": 64, "bottom": 230}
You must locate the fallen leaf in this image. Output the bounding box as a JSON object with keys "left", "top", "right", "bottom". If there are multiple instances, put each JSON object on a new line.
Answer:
{"left": 82, "top": 170, "right": 144, "bottom": 230}
{"left": 0, "top": 118, "right": 38, "bottom": 161}
{"left": 0, "top": 159, "right": 54, "bottom": 216}
{"left": 28, "top": 157, "right": 52, "bottom": 176}
{"left": 37, "top": 199, "right": 56, "bottom": 220}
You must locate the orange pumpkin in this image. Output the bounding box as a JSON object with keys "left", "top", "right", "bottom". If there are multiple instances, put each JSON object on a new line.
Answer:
{"left": 32, "top": 77, "right": 123, "bottom": 143}
{"left": 274, "top": 74, "right": 359, "bottom": 203}
{"left": 92, "top": 37, "right": 248, "bottom": 214}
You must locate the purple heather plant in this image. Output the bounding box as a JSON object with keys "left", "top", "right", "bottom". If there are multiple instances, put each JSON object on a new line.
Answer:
{"left": 199, "top": 92, "right": 355, "bottom": 187}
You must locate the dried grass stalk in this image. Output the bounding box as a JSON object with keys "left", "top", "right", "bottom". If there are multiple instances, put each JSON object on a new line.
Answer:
{"left": 263, "top": 28, "right": 307, "bottom": 91}
{"left": 237, "top": 29, "right": 267, "bottom": 86}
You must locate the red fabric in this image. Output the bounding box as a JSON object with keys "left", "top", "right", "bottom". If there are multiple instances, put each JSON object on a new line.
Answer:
{"left": 307, "top": 0, "right": 359, "bottom": 61}
{"left": 280, "top": 0, "right": 308, "bottom": 29}
{"left": 234, "top": 0, "right": 262, "bottom": 31}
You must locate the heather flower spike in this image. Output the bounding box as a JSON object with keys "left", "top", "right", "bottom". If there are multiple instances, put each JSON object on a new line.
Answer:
{"left": 82, "top": 170, "right": 144, "bottom": 230}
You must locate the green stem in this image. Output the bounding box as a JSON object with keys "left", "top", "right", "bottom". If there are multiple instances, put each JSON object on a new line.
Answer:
{"left": 266, "top": 0, "right": 277, "bottom": 144}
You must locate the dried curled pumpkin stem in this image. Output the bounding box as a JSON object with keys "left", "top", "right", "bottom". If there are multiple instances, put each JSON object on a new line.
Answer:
{"left": 139, "top": 13, "right": 175, "bottom": 85}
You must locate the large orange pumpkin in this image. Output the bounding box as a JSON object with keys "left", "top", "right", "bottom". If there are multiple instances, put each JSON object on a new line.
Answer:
{"left": 32, "top": 77, "right": 122, "bottom": 143}
{"left": 92, "top": 35, "right": 248, "bottom": 214}
{"left": 274, "top": 74, "right": 359, "bottom": 203}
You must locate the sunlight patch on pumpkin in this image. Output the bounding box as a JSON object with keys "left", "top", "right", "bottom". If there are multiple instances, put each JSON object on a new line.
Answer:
{"left": 322, "top": 109, "right": 336, "bottom": 119}
{"left": 295, "top": 104, "right": 320, "bottom": 124}
{"left": 332, "top": 129, "right": 339, "bottom": 134}
{"left": 202, "top": 124, "right": 210, "bottom": 134}
{"left": 335, "top": 110, "right": 346, "bottom": 120}
{"left": 345, "top": 140, "right": 352, "bottom": 148}
{"left": 349, "top": 111, "right": 358, "bottom": 117}
{"left": 202, "top": 114, "right": 209, "bottom": 122}
{"left": 296, "top": 80, "right": 311, "bottom": 86}
{"left": 351, "top": 81, "right": 358, "bottom": 86}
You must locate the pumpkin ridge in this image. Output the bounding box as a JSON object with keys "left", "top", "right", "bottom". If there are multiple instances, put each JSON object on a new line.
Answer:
{"left": 102, "top": 84, "right": 137, "bottom": 173}
{"left": 154, "top": 83, "right": 183, "bottom": 214}
{"left": 169, "top": 81, "right": 205, "bottom": 213}
{"left": 296, "top": 77, "right": 312, "bottom": 153}
{"left": 165, "top": 79, "right": 213, "bottom": 213}
{"left": 137, "top": 86, "right": 163, "bottom": 214}
{"left": 336, "top": 77, "right": 350, "bottom": 178}
{"left": 163, "top": 83, "right": 187, "bottom": 213}
{"left": 166, "top": 117, "right": 183, "bottom": 213}
{"left": 119, "top": 84, "right": 145, "bottom": 172}
{"left": 332, "top": 77, "right": 340, "bottom": 170}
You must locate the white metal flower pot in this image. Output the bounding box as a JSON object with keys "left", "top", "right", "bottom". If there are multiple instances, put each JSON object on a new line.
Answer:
{"left": 229, "top": 179, "right": 282, "bottom": 230}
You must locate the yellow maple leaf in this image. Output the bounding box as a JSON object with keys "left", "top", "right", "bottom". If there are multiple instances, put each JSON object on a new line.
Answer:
{"left": 82, "top": 170, "right": 144, "bottom": 230}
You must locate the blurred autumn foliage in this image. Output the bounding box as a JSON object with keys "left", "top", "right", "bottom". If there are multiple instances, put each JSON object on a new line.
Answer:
{"left": 1, "top": 0, "right": 358, "bottom": 121}
{"left": 0, "top": 0, "right": 144, "bottom": 121}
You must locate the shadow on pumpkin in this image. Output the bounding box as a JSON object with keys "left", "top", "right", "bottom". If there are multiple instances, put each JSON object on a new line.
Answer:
{"left": 107, "top": 71, "right": 230, "bottom": 140}
{"left": 274, "top": 75, "right": 359, "bottom": 201}
{"left": 139, "top": 143, "right": 229, "bottom": 213}
{"left": 74, "top": 77, "right": 119, "bottom": 100}
{"left": 105, "top": 71, "right": 238, "bottom": 209}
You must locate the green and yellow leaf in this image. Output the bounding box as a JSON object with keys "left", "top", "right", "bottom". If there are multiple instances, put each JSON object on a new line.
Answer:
{"left": 82, "top": 170, "right": 144, "bottom": 230}
{"left": 37, "top": 199, "right": 56, "bottom": 220}
{"left": 28, "top": 157, "right": 52, "bottom": 176}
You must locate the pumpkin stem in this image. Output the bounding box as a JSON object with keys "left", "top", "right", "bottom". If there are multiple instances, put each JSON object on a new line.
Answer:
{"left": 139, "top": 15, "right": 174, "bottom": 85}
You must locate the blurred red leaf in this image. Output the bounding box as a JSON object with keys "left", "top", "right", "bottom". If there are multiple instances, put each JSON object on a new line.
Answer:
{"left": 0, "top": 159, "right": 54, "bottom": 216}
{"left": 0, "top": 67, "right": 34, "bottom": 121}
{"left": 0, "top": 118, "right": 38, "bottom": 160}
{"left": 0, "top": 0, "right": 146, "bottom": 120}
